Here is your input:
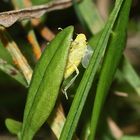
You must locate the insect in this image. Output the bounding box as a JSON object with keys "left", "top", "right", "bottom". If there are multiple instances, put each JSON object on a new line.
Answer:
{"left": 62, "top": 34, "right": 93, "bottom": 99}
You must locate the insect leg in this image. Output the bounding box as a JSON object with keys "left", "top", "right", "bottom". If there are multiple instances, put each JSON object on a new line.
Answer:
{"left": 62, "top": 61, "right": 79, "bottom": 99}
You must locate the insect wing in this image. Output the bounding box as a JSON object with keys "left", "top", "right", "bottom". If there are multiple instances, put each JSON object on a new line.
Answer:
{"left": 82, "top": 45, "right": 93, "bottom": 68}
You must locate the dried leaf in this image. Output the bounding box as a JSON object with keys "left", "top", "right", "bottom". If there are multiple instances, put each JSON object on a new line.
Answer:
{"left": 0, "top": 0, "right": 74, "bottom": 27}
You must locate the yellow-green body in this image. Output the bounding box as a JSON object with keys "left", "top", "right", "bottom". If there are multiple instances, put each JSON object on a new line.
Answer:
{"left": 64, "top": 34, "right": 87, "bottom": 79}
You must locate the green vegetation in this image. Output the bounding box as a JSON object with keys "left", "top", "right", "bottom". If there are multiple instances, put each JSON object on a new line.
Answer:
{"left": 0, "top": 0, "right": 140, "bottom": 140}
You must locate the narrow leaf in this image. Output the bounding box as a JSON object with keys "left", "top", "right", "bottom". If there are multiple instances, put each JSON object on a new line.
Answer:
{"left": 120, "top": 135, "right": 140, "bottom": 140}
{"left": 119, "top": 57, "right": 140, "bottom": 95}
{"left": 59, "top": 0, "right": 124, "bottom": 140}
{"left": 89, "top": 0, "right": 132, "bottom": 139}
{"left": 73, "top": 0, "right": 104, "bottom": 34}
{"left": 5, "top": 118, "right": 22, "bottom": 135}
{"left": 20, "top": 26, "right": 74, "bottom": 140}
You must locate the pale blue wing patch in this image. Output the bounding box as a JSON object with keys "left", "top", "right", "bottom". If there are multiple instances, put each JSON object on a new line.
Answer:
{"left": 82, "top": 45, "right": 94, "bottom": 68}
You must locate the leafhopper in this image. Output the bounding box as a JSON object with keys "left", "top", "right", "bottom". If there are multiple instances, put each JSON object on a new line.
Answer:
{"left": 62, "top": 34, "right": 93, "bottom": 99}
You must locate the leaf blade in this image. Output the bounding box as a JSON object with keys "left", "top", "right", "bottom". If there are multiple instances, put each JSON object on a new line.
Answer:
{"left": 89, "top": 0, "right": 132, "bottom": 139}
{"left": 59, "top": 0, "right": 125, "bottom": 140}
{"left": 73, "top": 0, "right": 104, "bottom": 34}
{"left": 20, "top": 26, "right": 74, "bottom": 140}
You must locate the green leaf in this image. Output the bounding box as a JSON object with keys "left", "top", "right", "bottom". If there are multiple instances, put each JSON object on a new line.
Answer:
{"left": 89, "top": 30, "right": 103, "bottom": 48}
{"left": 89, "top": 0, "right": 132, "bottom": 140}
{"left": 118, "top": 57, "right": 140, "bottom": 95}
{"left": 73, "top": 0, "right": 104, "bottom": 34}
{"left": 20, "top": 26, "right": 74, "bottom": 140}
{"left": 5, "top": 118, "right": 22, "bottom": 135}
{"left": 90, "top": 34, "right": 140, "bottom": 96}
{"left": 31, "top": 0, "right": 51, "bottom": 5}
{"left": 59, "top": 0, "right": 125, "bottom": 140}
{"left": 0, "top": 41, "right": 12, "bottom": 64}
{"left": 120, "top": 135, "right": 140, "bottom": 140}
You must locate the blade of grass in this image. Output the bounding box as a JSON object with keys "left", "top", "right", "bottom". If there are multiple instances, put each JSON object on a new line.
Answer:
{"left": 120, "top": 135, "right": 140, "bottom": 140}
{"left": 86, "top": 0, "right": 140, "bottom": 98}
{"left": 73, "top": 0, "right": 104, "bottom": 34}
{"left": 19, "top": 26, "right": 73, "bottom": 140}
{"left": 89, "top": 33, "right": 140, "bottom": 97}
{"left": 59, "top": 0, "right": 124, "bottom": 140}
{"left": 118, "top": 56, "right": 140, "bottom": 95}
{"left": 89, "top": 0, "right": 132, "bottom": 139}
